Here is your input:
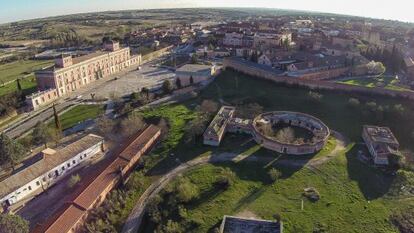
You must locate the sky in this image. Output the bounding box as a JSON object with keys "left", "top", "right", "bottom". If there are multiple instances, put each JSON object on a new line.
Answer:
{"left": 0, "top": 0, "right": 413, "bottom": 24}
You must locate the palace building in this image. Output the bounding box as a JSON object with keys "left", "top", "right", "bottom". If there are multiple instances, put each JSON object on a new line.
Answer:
{"left": 27, "top": 41, "right": 142, "bottom": 110}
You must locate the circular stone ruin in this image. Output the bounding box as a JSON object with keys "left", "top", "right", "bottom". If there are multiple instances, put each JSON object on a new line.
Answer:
{"left": 252, "top": 111, "right": 330, "bottom": 155}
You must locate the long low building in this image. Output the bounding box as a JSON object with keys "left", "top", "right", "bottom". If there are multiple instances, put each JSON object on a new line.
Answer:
{"left": 220, "top": 215, "right": 283, "bottom": 233}
{"left": 27, "top": 41, "right": 142, "bottom": 111}
{"left": 0, "top": 134, "right": 104, "bottom": 212}
{"left": 32, "top": 125, "right": 161, "bottom": 233}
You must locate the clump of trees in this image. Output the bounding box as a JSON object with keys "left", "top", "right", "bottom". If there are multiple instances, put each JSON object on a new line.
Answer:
{"left": 0, "top": 134, "right": 26, "bottom": 170}
{"left": 0, "top": 214, "right": 29, "bottom": 233}
{"left": 361, "top": 45, "right": 405, "bottom": 74}
{"left": 366, "top": 61, "right": 386, "bottom": 75}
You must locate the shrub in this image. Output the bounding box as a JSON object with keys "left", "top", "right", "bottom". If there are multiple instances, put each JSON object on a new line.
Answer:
{"left": 67, "top": 174, "right": 81, "bottom": 188}
{"left": 308, "top": 91, "right": 323, "bottom": 101}
{"left": 175, "top": 177, "right": 199, "bottom": 203}
{"left": 348, "top": 98, "right": 360, "bottom": 107}
{"left": 303, "top": 187, "right": 321, "bottom": 202}
{"left": 268, "top": 168, "right": 282, "bottom": 182}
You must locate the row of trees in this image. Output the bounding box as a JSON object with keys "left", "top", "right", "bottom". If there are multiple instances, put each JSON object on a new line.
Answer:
{"left": 0, "top": 105, "right": 62, "bottom": 169}
{"left": 361, "top": 45, "right": 405, "bottom": 74}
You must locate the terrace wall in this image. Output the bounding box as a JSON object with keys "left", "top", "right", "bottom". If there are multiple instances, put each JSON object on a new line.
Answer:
{"left": 223, "top": 57, "right": 414, "bottom": 100}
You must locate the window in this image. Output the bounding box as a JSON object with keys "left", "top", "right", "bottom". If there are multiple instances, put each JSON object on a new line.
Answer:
{"left": 36, "top": 181, "right": 40, "bottom": 186}
{"left": 62, "top": 167, "right": 65, "bottom": 171}
{"left": 72, "top": 160, "right": 76, "bottom": 164}
{"left": 67, "top": 163, "right": 70, "bottom": 168}
{"left": 28, "top": 186, "right": 32, "bottom": 191}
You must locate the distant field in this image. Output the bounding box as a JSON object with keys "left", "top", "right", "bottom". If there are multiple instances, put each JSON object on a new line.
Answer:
{"left": 0, "top": 40, "right": 49, "bottom": 47}
{"left": 57, "top": 104, "right": 104, "bottom": 130}
{"left": 337, "top": 76, "right": 411, "bottom": 92}
{"left": 0, "top": 59, "right": 52, "bottom": 83}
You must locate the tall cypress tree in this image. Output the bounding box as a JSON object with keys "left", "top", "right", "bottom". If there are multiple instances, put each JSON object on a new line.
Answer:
{"left": 16, "top": 78, "right": 22, "bottom": 91}
{"left": 53, "top": 104, "right": 62, "bottom": 132}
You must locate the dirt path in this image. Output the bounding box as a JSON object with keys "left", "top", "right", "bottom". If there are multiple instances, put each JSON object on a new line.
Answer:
{"left": 121, "top": 132, "right": 348, "bottom": 233}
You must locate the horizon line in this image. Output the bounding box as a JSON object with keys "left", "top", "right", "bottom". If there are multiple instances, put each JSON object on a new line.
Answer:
{"left": 1, "top": 6, "right": 413, "bottom": 26}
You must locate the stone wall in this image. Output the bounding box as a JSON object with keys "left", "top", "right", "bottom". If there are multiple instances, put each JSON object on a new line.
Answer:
{"left": 142, "top": 45, "right": 174, "bottom": 63}
{"left": 223, "top": 57, "right": 414, "bottom": 100}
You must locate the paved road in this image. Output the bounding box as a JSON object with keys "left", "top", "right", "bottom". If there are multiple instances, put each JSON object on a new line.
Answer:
{"left": 121, "top": 133, "right": 348, "bottom": 233}
{"left": 3, "top": 60, "right": 175, "bottom": 139}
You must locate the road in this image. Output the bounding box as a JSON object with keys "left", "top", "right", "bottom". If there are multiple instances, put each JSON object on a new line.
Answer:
{"left": 3, "top": 60, "right": 175, "bottom": 139}
{"left": 121, "top": 133, "right": 348, "bottom": 233}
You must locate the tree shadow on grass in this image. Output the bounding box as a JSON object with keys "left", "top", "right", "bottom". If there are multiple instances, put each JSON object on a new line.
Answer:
{"left": 345, "top": 144, "right": 394, "bottom": 200}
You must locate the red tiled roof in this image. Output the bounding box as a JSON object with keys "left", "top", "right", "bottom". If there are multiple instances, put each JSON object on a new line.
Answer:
{"left": 31, "top": 125, "right": 161, "bottom": 233}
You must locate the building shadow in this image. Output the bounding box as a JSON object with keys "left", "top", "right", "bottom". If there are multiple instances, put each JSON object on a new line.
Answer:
{"left": 345, "top": 144, "right": 394, "bottom": 200}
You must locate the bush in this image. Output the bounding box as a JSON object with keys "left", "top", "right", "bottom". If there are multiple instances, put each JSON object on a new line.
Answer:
{"left": 308, "top": 91, "right": 323, "bottom": 101}
{"left": 303, "top": 187, "right": 321, "bottom": 202}
{"left": 67, "top": 174, "right": 81, "bottom": 188}
{"left": 348, "top": 98, "right": 360, "bottom": 107}
{"left": 268, "top": 168, "right": 282, "bottom": 182}
{"left": 215, "top": 168, "right": 236, "bottom": 189}
{"left": 175, "top": 177, "right": 199, "bottom": 203}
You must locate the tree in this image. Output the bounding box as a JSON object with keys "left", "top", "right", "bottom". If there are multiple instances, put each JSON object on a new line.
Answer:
{"left": 366, "top": 61, "right": 386, "bottom": 75}
{"left": 236, "top": 103, "right": 263, "bottom": 119}
{"left": 275, "top": 127, "right": 295, "bottom": 144}
{"left": 67, "top": 174, "right": 81, "bottom": 188}
{"left": 175, "top": 177, "right": 199, "bottom": 203}
{"left": 31, "top": 121, "right": 51, "bottom": 148}
{"left": 308, "top": 91, "right": 323, "bottom": 102}
{"left": 16, "top": 79, "right": 22, "bottom": 91}
{"left": 268, "top": 168, "right": 282, "bottom": 182}
{"left": 95, "top": 116, "right": 115, "bottom": 138}
{"left": 191, "top": 53, "right": 198, "bottom": 64}
{"left": 348, "top": 98, "right": 360, "bottom": 107}
{"left": 0, "top": 134, "right": 25, "bottom": 170}
{"left": 162, "top": 220, "right": 182, "bottom": 233}
{"left": 197, "top": 100, "right": 218, "bottom": 116}
{"left": 250, "top": 51, "right": 258, "bottom": 63}
{"left": 52, "top": 104, "right": 62, "bottom": 132}
{"left": 141, "top": 87, "right": 150, "bottom": 100}
{"left": 184, "top": 115, "right": 208, "bottom": 143}
{"left": 119, "top": 113, "right": 145, "bottom": 138}
{"left": 215, "top": 167, "right": 236, "bottom": 189}
{"left": 162, "top": 80, "right": 173, "bottom": 95}
{"left": 0, "top": 214, "right": 29, "bottom": 233}
{"left": 175, "top": 78, "right": 182, "bottom": 89}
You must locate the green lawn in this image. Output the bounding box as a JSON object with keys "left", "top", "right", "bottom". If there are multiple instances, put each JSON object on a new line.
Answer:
{"left": 56, "top": 104, "right": 104, "bottom": 130}
{"left": 338, "top": 76, "right": 411, "bottom": 92}
{"left": 143, "top": 143, "right": 413, "bottom": 233}
{"left": 0, "top": 78, "right": 37, "bottom": 97}
{"left": 129, "top": 69, "right": 414, "bottom": 232}
{"left": 0, "top": 59, "right": 52, "bottom": 83}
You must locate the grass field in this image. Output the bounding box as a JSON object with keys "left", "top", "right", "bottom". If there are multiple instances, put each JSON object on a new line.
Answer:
{"left": 152, "top": 147, "right": 412, "bottom": 233}
{"left": 338, "top": 76, "right": 411, "bottom": 92}
{"left": 135, "top": 69, "right": 414, "bottom": 232}
{"left": 0, "top": 78, "right": 37, "bottom": 97}
{"left": 0, "top": 59, "right": 52, "bottom": 83}
{"left": 56, "top": 104, "right": 104, "bottom": 130}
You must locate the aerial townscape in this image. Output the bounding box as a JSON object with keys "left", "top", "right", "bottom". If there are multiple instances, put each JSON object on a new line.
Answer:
{"left": 0, "top": 3, "right": 414, "bottom": 233}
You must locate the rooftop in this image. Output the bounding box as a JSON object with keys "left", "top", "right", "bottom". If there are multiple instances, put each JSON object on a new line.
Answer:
{"left": 221, "top": 215, "right": 282, "bottom": 233}
{"left": 0, "top": 134, "right": 103, "bottom": 199}
{"left": 363, "top": 125, "right": 399, "bottom": 146}
{"left": 204, "top": 106, "right": 236, "bottom": 138}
